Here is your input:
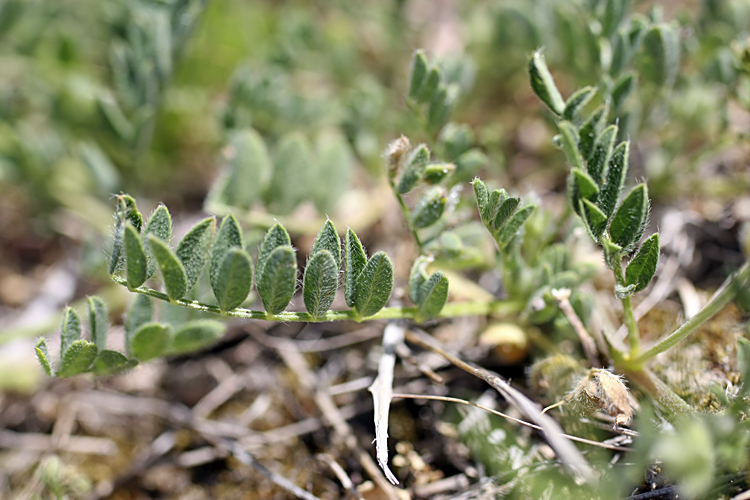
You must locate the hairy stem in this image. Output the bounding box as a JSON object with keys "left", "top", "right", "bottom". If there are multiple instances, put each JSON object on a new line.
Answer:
{"left": 631, "top": 259, "right": 750, "bottom": 365}
{"left": 622, "top": 367, "right": 694, "bottom": 415}
{"left": 112, "top": 275, "right": 523, "bottom": 322}
{"left": 613, "top": 255, "right": 640, "bottom": 356}
{"left": 389, "top": 178, "right": 423, "bottom": 250}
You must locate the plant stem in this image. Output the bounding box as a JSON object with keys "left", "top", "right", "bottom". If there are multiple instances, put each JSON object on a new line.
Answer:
{"left": 630, "top": 259, "right": 750, "bottom": 366}
{"left": 112, "top": 275, "right": 523, "bottom": 322}
{"left": 389, "top": 178, "right": 423, "bottom": 250}
{"left": 613, "top": 255, "right": 640, "bottom": 356}
{"left": 622, "top": 367, "right": 694, "bottom": 415}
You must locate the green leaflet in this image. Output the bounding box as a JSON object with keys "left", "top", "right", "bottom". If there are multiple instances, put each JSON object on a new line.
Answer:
{"left": 493, "top": 197, "right": 520, "bottom": 232}
{"left": 602, "top": 0, "right": 630, "bottom": 38}
{"left": 210, "top": 215, "right": 245, "bottom": 297}
{"left": 572, "top": 168, "right": 599, "bottom": 200}
{"left": 303, "top": 250, "right": 339, "bottom": 317}
{"left": 610, "top": 29, "right": 630, "bottom": 76}
{"left": 625, "top": 233, "right": 660, "bottom": 293}
{"left": 60, "top": 307, "right": 81, "bottom": 357}
{"left": 423, "top": 163, "right": 455, "bottom": 185}
{"left": 598, "top": 141, "right": 629, "bottom": 218}
{"left": 558, "top": 121, "right": 582, "bottom": 170}
{"left": 417, "top": 67, "right": 440, "bottom": 104}
{"left": 257, "top": 224, "right": 291, "bottom": 278}
{"left": 175, "top": 217, "right": 216, "bottom": 293}
{"left": 640, "top": 23, "right": 680, "bottom": 88}
{"left": 487, "top": 188, "right": 509, "bottom": 226}
{"left": 345, "top": 228, "right": 367, "bottom": 308}
{"left": 257, "top": 246, "right": 297, "bottom": 315}
{"left": 529, "top": 51, "right": 565, "bottom": 115}
{"left": 220, "top": 129, "right": 271, "bottom": 209}
{"left": 170, "top": 320, "right": 226, "bottom": 356}
{"left": 35, "top": 338, "right": 52, "bottom": 376}
{"left": 415, "top": 271, "right": 449, "bottom": 323}
{"left": 148, "top": 235, "right": 188, "bottom": 301}
{"left": 411, "top": 188, "right": 447, "bottom": 229}
{"left": 124, "top": 223, "right": 147, "bottom": 289}
{"left": 609, "top": 184, "right": 649, "bottom": 251}
{"left": 143, "top": 204, "right": 172, "bottom": 278}
{"left": 213, "top": 248, "right": 254, "bottom": 312}
{"left": 131, "top": 322, "right": 173, "bottom": 361}
{"left": 354, "top": 251, "right": 394, "bottom": 318}
{"left": 581, "top": 199, "right": 608, "bottom": 241}
{"left": 428, "top": 84, "right": 455, "bottom": 129}
{"left": 563, "top": 86, "right": 596, "bottom": 122}
{"left": 109, "top": 194, "right": 143, "bottom": 274}
{"left": 397, "top": 144, "right": 430, "bottom": 194}
{"left": 58, "top": 340, "right": 98, "bottom": 378}
{"left": 311, "top": 220, "right": 342, "bottom": 269}
{"left": 472, "top": 178, "right": 490, "bottom": 226}
{"left": 409, "top": 256, "right": 431, "bottom": 304}
{"left": 125, "top": 294, "right": 153, "bottom": 354}
{"left": 579, "top": 105, "right": 608, "bottom": 161}
{"left": 92, "top": 350, "right": 137, "bottom": 376}
{"left": 266, "top": 133, "right": 312, "bottom": 214}
{"left": 496, "top": 204, "right": 536, "bottom": 249}
{"left": 87, "top": 296, "right": 108, "bottom": 351}
{"left": 612, "top": 72, "right": 636, "bottom": 110}
{"left": 313, "top": 131, "right": 353, "bottom": 213}
{"left": 408, "top": 50, "right": 429, "bottom": 99}
{"left": 439, "top": 123, "right": 473, "bottom": 160}
{"left": 587, "top": 125, "right": 617, "bottom": 185}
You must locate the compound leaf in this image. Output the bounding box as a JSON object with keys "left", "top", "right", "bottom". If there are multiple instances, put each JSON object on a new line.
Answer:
{"left": 131, "top": 322, "right": 173, "bottom": 361}
{"left": 345, "top": 229, "right": 367, "bottom": 307}
{"left": 257, "top": 246, "right": 297, "bottom": 315}
{"left": 303, "top": 250, "right": 339, "bottom": 317}
{"left": 58, "top": 340, "right": 97, "bottom": 378}
{"left": 176, "top": 217, "right": 216, "bottom": 292}
{"left": 354, "top": 252, "right": 394, "bottom": 318}
{"left": 148, "top": 235, "right": 188, "bottom": 301}
{"left": 626, "top": 233, "right": 660, "bottom": 293}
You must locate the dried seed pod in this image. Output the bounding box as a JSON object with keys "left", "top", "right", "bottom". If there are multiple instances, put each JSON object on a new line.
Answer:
{"left": 570, "top": 368, "right": 637, "bottom": 426}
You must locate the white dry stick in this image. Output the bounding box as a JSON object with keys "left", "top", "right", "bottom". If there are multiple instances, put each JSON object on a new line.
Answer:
{"left": 368, "top": 322, "right": 404, "bottom": 485}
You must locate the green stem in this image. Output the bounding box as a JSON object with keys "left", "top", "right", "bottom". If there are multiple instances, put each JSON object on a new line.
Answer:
{"left": 631, "top": 259, "right": 750, "bottom": 365}
{"left": 623, "top": 367, "right": 694, "bottom": 415}
{"left": 389, "top": 178, "right": 423, "bottom": 250}
{"left": 112, "top": 275, "right": 523, "bottom": 323}
{"left": 613, "top": 254, "right": 640, "bottom": 356}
